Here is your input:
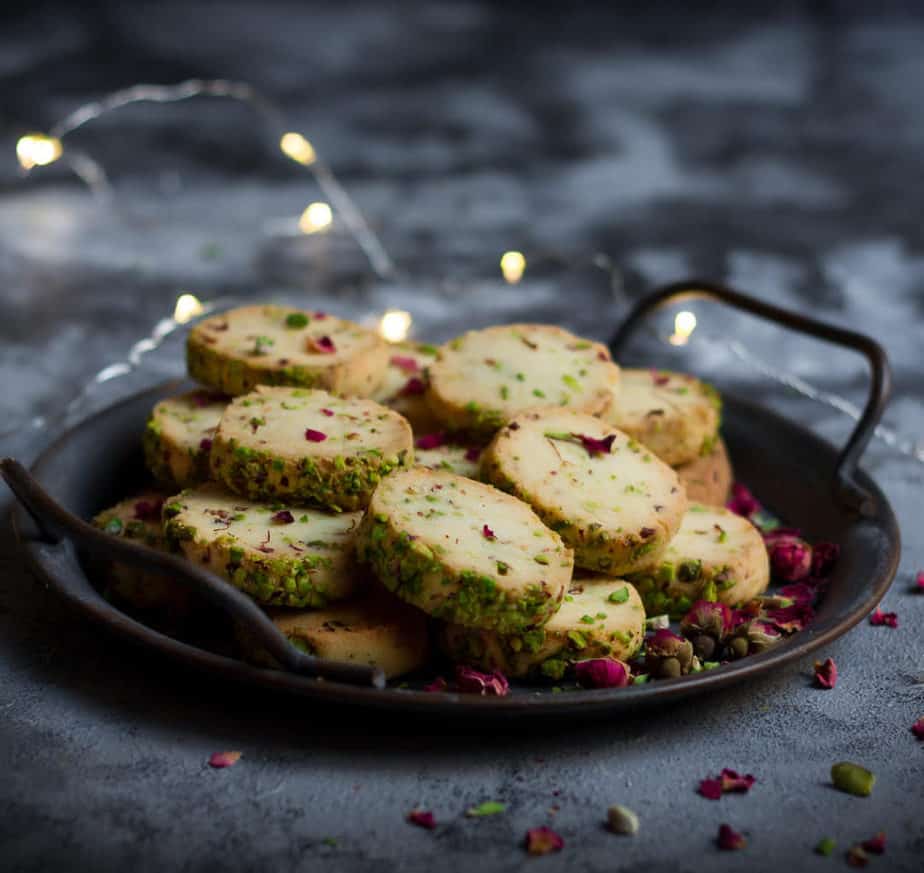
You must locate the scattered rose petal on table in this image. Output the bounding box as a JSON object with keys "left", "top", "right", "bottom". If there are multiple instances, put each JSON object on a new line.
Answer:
{"left": 208, "top": 751, "right": 241, "bottom": 768}
{"left": 525, "top": 826, "right": 564, "bottom": 855}
{"left": 699, "top": 769, "right": 755, "bottom": 799}
{"left": 861, "top": 832, "right": 886, "bottom": 855}
{"left": 911, "top": 717, "right": 924, "bottom": 740}
{"left": 869, "top": 608, "right": 898, "bottom": 628}
{"left": 407, "top": 810, "right": 436, "bottom": 830}
{"left": 716, "top": 823, "right": 747, "bottom": 850}
{"left": 915, "top": 570, "right": 924, "bottom": 592}
{"left": 814, "top": 657, "right": 838, "bottom": 689}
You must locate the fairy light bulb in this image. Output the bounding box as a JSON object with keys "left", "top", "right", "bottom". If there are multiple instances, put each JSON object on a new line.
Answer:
{"left": 173, "top": 293, "right": 204, "bottom": 324}
{"left": 279, "top": 132, "right": 317, "bottom": 166}
{"left": 16, "top": 133, "right": 63, "bottom": 170}
{"left": 379, "top": 310, "right": 412, "bottom": 343}
{"left": 669, "top": 310, "right": 697, "bottom": 346}
{"left": 298, "top": 201, "right": 333, "bottom": 234}
{"left": 500, "top": 251, "right": 526, "bottom": 284}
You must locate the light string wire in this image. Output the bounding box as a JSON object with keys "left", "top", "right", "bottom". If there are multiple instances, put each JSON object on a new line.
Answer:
{"left": 10, "top": 81, "right": 923, "bottom": 466}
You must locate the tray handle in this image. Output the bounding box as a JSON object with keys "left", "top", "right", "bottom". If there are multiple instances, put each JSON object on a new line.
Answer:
{"left": 0, "top": 457, "right": 386, "bottom": 689}
{"left": 609, "top": 279, "right": 892, "bottom": 517}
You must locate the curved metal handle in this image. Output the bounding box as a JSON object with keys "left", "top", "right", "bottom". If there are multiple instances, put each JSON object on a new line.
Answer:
{"left": 0, "top": 457, "right": 385, "bottom": 689}
{"left": 609, "top": 280, "right": 892, "bottom": 517}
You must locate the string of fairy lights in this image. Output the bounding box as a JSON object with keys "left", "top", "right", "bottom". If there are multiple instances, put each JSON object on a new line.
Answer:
{"left": 10, "top": 79, "right": 924, "bottom": 464}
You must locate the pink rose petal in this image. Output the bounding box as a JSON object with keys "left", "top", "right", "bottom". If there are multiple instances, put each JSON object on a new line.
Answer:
{"left": 778, "top": 583, "right": 816, "bottom": 606}
{"left": 726, "top": 483, "right": 761, "bottom": 517}
{"left": 574, "top": 658, "right": 630, "bottom": 689}
{"left": 455, "top": 665, "right": 509, "bottom": 696}
{"left": 911, "top": 717, "right": 924, "bottom": 740}
{"left": 192, "top": 390, "right": 229, "bottom": 407}
{"left": 768, "top": 536, "right": 813, "bottom": 582}
{"left": 698, "top": 778, "right": 723, "bottom": 800}
{"left": 208, "top": 751, "right": 241, "bottom": 768}
{"left": 307, "top": 335, "right": 336, "bottom": 354}
{"left": 305, "top": 429, "right": 327, "bottom": 442}
{"left": 717, "top": 823, "right": 747, "bottom": 850}
{"left": 651, "top": 369, "right": 671, "bottom": 386}
{"left": 814, "top": 657, "right": 837, "bottom": 689}
{"left": 321, "top": 408, "right": 334, "bottom": 417}
{"left": 464, "top": 446, "right": 481, "bottom": 462}
{"left": 765, "top": 602, "right": 815, "bottom": 634}
{"left": 861, "top": 832, "right": 886, "bottom": 855}
{"left": 407, "top": 810, "right": 436, "bottom": 830}
{"left": 390, "top": 355, "right": 420, "bottom": 374}
{"left": 869, "top": 608, "right": 898, "bottom": 628}
{"left": 482, "top": 524, "right": 496, "bottom": 541}
{"left": 720, "top": 769, "right": 756, "bottom": 794}
{"left": 400, "top": 377, "right": 427, "bottom": 396}
{"left": 915, "top": 570, "right": 924, "bottom": 592}
{"left": 525, "top": 826, "right": 564, "bottom": 856}
{"left": 415, "top": 432, "right": 446, "bottom": 450}
{"left": 575, "top": 432, "right": 616, "bottom": 456}
{"left": 272, "top": 510, "right": 294, "bottom": 525}
{"left": 133, "top": 498, "right": 164, "bottom": 521}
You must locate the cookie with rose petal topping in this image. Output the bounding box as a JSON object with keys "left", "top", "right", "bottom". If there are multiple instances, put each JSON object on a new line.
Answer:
{"left": 262, "top": 589, "right": 430, "bottom": 679}
{"left": 356, "top": 468, "right": 572, "bottom": 633}
{"left": 426, "top": 324, "right": 620, "bottom": 435}
{"left": 440, "top": 576, "right": 645, "bottom": 679}
{"left": 675, "top": 437, "right": 733, "bottom": 507}
{"left": 210, "top": 387, "right": 413, "bottom": 511}
{"left": 481, "top": 410, "right": 686, "bottom": 575}
{"left": 162, "top": 483, "right": 363, "bottom": 607}
{"left": 601, "top": 368, "right": 721, "bottom": 466}
{"left": 92, "top": 490, "right": 193, "bottom": 620}
{"left": 372, "top": 341, "right": 442, "bottom": 432}
{"left": 627, "top": 503, "right": 769, "bottom": 617}
{"left": 142, "top": 389, "right": 227, "bottom": 489}
{"left": 187, "top": 304, "right": 389, "bottom": 397}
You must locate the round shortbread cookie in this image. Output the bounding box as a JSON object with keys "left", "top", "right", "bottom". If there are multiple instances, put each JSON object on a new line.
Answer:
{"left": 210, "top": 386, "right": 413, "bottom": 512}
{"left": 481, "top": 410, "right": 687, "bottom": 575}
{"left": 414, "top": 434, "right": 483, "bottom": 480}
{"left": 601, "top": 368, "right": 721, "bottom": 466}
{"left": 142, "top": 389, "right": 227, "bottom": 489}
{"left": 187, "top": 304, "right": 389, "bottom": 397}
{"left": 372, "top": 341, "right": 442, "bottom": 433}
{"left": 426, "top": 324, "right": 620, "bottom": 434}
{"left": 356, "top": 468, "right": 572, "bottom": 633}
{"left": 440, "top": 577, "right": 645, "bottom": 679}
{"left": 163, "top": 484, "right": 363, "bottom": 607}
{"left": 626, "top": 503, "right": 769, "bottom": 617}
{"left": 92, "top": 491, "right": 192, "bottom": 618}
{"left": 267, "top": 589, "right": 430, "bottom": 679}
{"left": 675, "top": 437, "right": 733, "bottom": 507}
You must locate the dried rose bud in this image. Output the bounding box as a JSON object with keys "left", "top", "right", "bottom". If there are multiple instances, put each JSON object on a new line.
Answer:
{"left": 574, "top": 658, "right": 630, "bottom": 689}
{"left": 811, "top": 541, "right": 840, "bottom": 577}
{"left": 644, "top": 629, "right": 694, "bottom": 678}
{"left": 726, "top": 482, "right": 761, "bottom": 517}
{"left": 455, "top": 665, "right": 509, "bottom": 696}
{"left": 747, "top": 620, "right": 782, "bottom": 653}
{"left": 680, "top": 600, "right": 732, "bottom": 642}
{"left": 768, "top": 536, "right": 813, "bottom": 582}
{"left": 525, "top": 826, "right": 564, "bottom": 855}
{"left": 831, "top": 761, "right": 875, "bottom": 797}
{"left": 814, "top": 657, "right": 837, "bottom": 689}
{"left": 716, "top": 823, "right": 747, "bottom": 850}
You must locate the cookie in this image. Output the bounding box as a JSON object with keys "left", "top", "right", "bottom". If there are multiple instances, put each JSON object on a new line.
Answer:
{"left": 413, "top": 434, "right": 483, "bottom": 480}
{"left": 210, "top": 386, "right": 413, "bottom": 512}
{"left": 372, "top": 341, "right": 442, "bottom": 432}
{"left": 481, "top": 410, "right": 687, "bottom": 575}
{"left": 627, "top": 503, "right": 769, "bottom": 617}
{"left": 187, "top": 304, "right": 389, "bottom": 397}
{"left": 601, "top": 368, "right": 721, "bottom": 466}
{"left": 142, "top": 389, "right": 227, "bottom": 489}
{"left": 267, "top": 589, "right": 430, "bottom": 679}
{"left": 162, "top": 483, "right": 363, "bottom": 607}
{"left": 92, "top": 491, "right": 192, "bottom": 619}
{"left": 356, "top": 468, "right": 572, "bottom": 633}
{"left": 440, "top": 576, "right": 645, "bottom": 679}
{"left": 675, "top": 437, "right": 733, "bottom": 507}
{"left": 426, "top": 324, "right": 620, "bottom": 434}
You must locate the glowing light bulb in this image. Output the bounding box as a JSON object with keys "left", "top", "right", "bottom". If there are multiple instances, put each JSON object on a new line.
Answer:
{"left": 500, "top": 251, "right": 526, "bottom": 284}
{"left": 669, "top": 310, "right": 697, "bottom": 346}
{"left": 299, "top": 201, "right": 333, "bottom": 234}
{"left": 280, "top": 132, "right": 317, "bottom": 166}
{"left": 379, "top": 310, "right": 412, "bottom": 343}
{"left": 16, "top": 133, "right": 63, "bottom": 170}
{"left": 173, "top": 293, "right": 204, "bottom": 324}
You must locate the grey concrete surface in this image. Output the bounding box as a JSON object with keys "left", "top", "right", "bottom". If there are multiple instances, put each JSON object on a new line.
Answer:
{"left": 1, "top": 3, "right": 922, "bottom": 871}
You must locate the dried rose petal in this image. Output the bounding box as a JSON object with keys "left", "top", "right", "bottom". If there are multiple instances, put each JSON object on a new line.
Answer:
{"left": 423, "top": 677, "right": 447, "bottom": 693}
{"left": 651, "top": 369, "right": 670, "bottom": 386}
{"left": 814, "top": 657, "right": 837, "bottom": 689}
{"left": 320, "top": 408, "right": 334, "bottom": 417}
{"left": 407, "top": 810, "right": 436, "bottom": 830}
{"left": 719, "top": 769, "right": 755, "bottom": 794}
{"left": 765, "top": 602, "right": 814, "bottom": 633}
{"left": 208, "top": 751, "right": 241, "bottom": 768}
{"left": 869, "top": 608, "right": 898, "bottom": 628}
{"left": 306, "top": 335, "right": 336, "bottom": 354}
{"left": 464, "top": 446, "right": 482, "bottom": 462}
{"left": 768, "top": 536, "right": 813, "bottom": 582}
{"left": 199, "top": 437, "right": 213, "bottom": 451}
{"left": 525, "top": 826, "right": 564, "bottom": 856}
{"left": 574, "top": 658, "right": 630, "bottom": 689}
{"left": 133, "top": 498, "right": 164, "bottom": 521}
{"left": 455, "top": 665, "right": 509, "bottom": 696}
{"left": 778, "top": 582, "right": 816, "bottom": 606}
{"left": 305, "top": 429, "right": 327, "bottom": 442}
{"left": 482, "top": 524, "right": 496, "bottom": 540}
{"left": 574, "top": 432, "right": 616, "bottom": 456}
{"left": 400, "top": 377, "right": 427, "bottom": 396}
{"left": 390, "top": 355, "right": 420, "bottom": 374}
{"left": 861, "top": 832, "right": 886, "bottom": 855}
{"left": 746, "top": 619, "right": 782, "bottom": 652}
{"left": 811, "top": 542, "right": 840, "bottom": 577}
{"left": 916, "top": 570, "right": 924, "bottom": 592}
{"left": 313, "top": 311, "right": 327, "bottom": 319}
{"left": 698, "top": 778, "right": 723, "bottom": 800}
{"left": 726, "top": 482, "right": 761, "bottom": 517}
{"left": 415, "top": 432, "right": 446, "bottom": 450}
{"left": 716, "top": 823, "right": 746, "bottom": 850}
{"left": 680, "top": 600, "right": 732, "bottom": 642}
{"left": 272, "top": 510, "right": 295, "bottom": 525}
{"left": 192, "top": 390, "right": 229, "bottom": 407}
{"left": 912, "top": 717, "right": 924, "bottom": 740}
{"left": 731, "top": 600, "right": 761, "bottom": 628}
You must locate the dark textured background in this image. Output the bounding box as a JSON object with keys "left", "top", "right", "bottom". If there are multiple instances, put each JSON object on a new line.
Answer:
{"left": 1, "top": 3, "right": 922, "bottom": 871}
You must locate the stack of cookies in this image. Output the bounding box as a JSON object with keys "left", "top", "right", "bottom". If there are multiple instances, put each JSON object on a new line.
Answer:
{"left": 93, "top": 305, "right": 769, "bottom": 684}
